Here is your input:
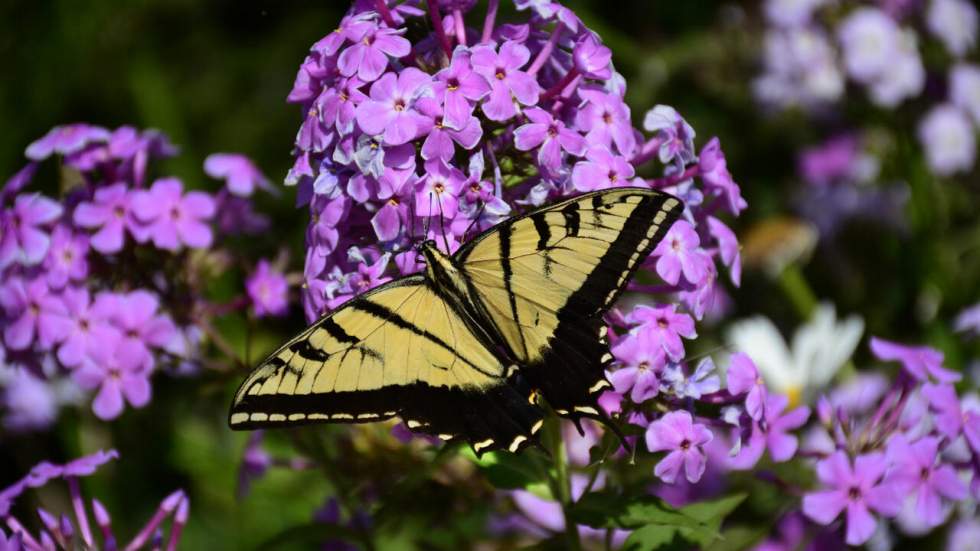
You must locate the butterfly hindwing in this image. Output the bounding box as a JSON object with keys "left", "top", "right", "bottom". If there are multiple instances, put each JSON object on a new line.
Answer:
{"left": 229, "top": 276, "right": 543, "bottom": 454}
{"left": 456, "top": 188, "right": 683, "bottom": 413}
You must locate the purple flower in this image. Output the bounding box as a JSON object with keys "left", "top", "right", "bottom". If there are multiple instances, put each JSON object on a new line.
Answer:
{"left": 337, "top": 23, "right": 411, "bottom": 83}
{"left": 415, "top": 160, "right": 465, "bottom": 218}
{"left": 515, "top": 108, "right": 586, "bottom": 176}
{"left": 247, "top": 260, "right": 289, "bottom": 318}
{"left": 106, "top": 290, "right": 179, "bottom": 359}
{"left": 798, "top": 134, "right": 859, "bottom": 187}
{"left": 431, "top": 47, "right": 491, "bottom": 130}
{"left": 72, "top": 183, "right": 144, "bottom": 253}
{"left": 955, "top": 302, "right": 980, "bottom": 336}
{"left": 470, "top": 41, "right": 541, "bottom": 122}
{"left": 645, "top": 411, "right": 713, "bottom": 484}
{"left": 371, "top": 177, "right": 414, "bottom": 242}
{"left": 355, "top": 68, "right": 432, "bottom": 146}
{"left": 576, "top": 88, "right": 635, "bottom": 156}
{"left": 0, "top": 277, "right": 70, "bottom": 351}
{"left": 42, "top": 225, "right": 89, "bottom": 289}
{"left": 802, "top": 451, "right": 901, "bottom": 546}
{"left": 707, "top": 216, "right": 741, "bottom": 286}
{"left": 884, "top": 435, "right": 968, "bottom": 528}
{"left": 643, "top": 105, "right": 696, "bottom": 168}
{"left": 572, "top": 34, "right": 612, "bottom": 80}
{"left": 727, "top": 352, "right": 767, "bottom": 421}
{"left": 204, "top": 153, "right": 272, "bottom": 197}
{"left": 570, "top": 146, "right": 635, "bottom": 192}
{"left": 57, "top": 287, "right": 120, "bottom": 368}
{"left": 415, "top": 97, "right": 482, "bottom": 162}
{"left": 651, "top": 220, "right": 710, "bottom": 286}
{"left": 609, "top": 332, "right": 666, "bottom": 403}
{"left": 951, "top": 64, "right": 980, "bottom": 126}
{"left": 664, "top": 358, "right": 721, "bottom": 399}
{"left": 2, "top": 369, "right": 58, "bottom": 432}
{"left": 0, "top": 193, "right": 63, "bottom": 270}
{"left": 335, "top": 251, "right": 392, "bottom": 302}
{"left": 63, "top": 449, "right": 119, "bottom": 477}
{"left": 318, "top": 77, "right": 368, "bottom": 137}
{"left": 918, "top": 104, "right": 976, "bottom": 176}
{"left": 699, "top": 138, "right": 746, "bottom": 216}
{"left": 24, "top": 124, "right": 110, "bottom": 161}
{"left": 626, "top": 304, "right": 697, "bottom": 362}
{"left": 131, "top": 178, "right": 215, "bottom": 251}
{"left": 74, "top": 337, "right": 152, "bottom": 420}
{"left": 869, "top": 337, "right": 960, "bottom": 383}
{"left": 926, "top": 0, "right": 978, "bottom": 57}
{"left": 729, "top": 393, "right": 809, "bottom": 469}
{"left": 838, "top": 8, "right": 900, "bottom": 83}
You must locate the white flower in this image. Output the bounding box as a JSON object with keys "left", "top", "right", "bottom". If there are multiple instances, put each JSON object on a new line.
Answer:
{"left": 726, "top": 303, "right": 864, "bottom": 405}
{"left": 927, "top": 0, "right": 978, "bottom": 57}
{"left": 918, "top": 103, "right": 976, "bottom": 176}
{"left": 950, "top": 64, "right": 980, "bottom": 126}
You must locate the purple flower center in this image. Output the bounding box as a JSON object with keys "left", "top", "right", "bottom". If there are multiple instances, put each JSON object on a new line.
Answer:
{"left": 393, "top": 99, "right": 406, "bottom": 112}
{"left": 447, "top": 78, "right": 460, "bottom": 91}
{"left": 680, "top": 439, "right": 691, "bottom": 451}
{"left": 434, "top": 182, "right": 445, "bottom": 194}
{"left": 607, "top": 170, "right": 619, "bottom": 182}
{"left": 170, "top": 207, "right": 182, "bottom": 221}
{"left": 638, "top": 361, "right": 650, "bottom": 371}
{"left": 435, "top": 116, "right": 444, "bottom": 129}
{"left": 657, "top": 317, "right": 669, "bottom": 328}
{"left": 847, "top": 486, "right": 862, "bottom": 501}
{"left": 920, "top": 467, "right": 931, "bottom": 481}
{"left": 602, "top": 111, "right": 613, "bottom": 124}
{"left": 113, "top": 205, "right": 126, "bottom": 219}
{"left": 671, "top": 238, "right": 682, "bottom": 251}
{"left": 79, "top": 318, "right": 90, "bottom": 332}
{"left": 495, "top": 68, "right": 506, "bottom": 80}
{"left": 387, "top": 197, "right": 400, "bottom": 206}
{"left": 547, "top": 124, "right": 559, "bottom": 138}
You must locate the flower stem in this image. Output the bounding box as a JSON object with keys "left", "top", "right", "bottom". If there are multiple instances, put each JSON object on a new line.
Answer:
{"left": 528, "top": 23, "right": 565, "bottom": 75}
{"left": 374, "top": 0, "right": 396, "bottom": 27}
{"left": 545, "top": 415, "right": 582, "bottom": 551}
{"left": 427, "top": 1, "right": 453, "bottom": 59}
{"left": 540, "top": 67, "right": 580, "bottom": 101}
{"left": 481, "top": 0, "right": 499, "bottom": 44}
{"left": 777, "top": 264, "right": 817, "bottom": 320}
{"left": 453, "top": 9, "right": 466, "bottom": 47}
{"left": 646, "top": 165, "right": 700, "bottom": 189}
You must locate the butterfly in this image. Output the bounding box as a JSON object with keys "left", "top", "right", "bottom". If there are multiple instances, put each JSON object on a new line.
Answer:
{"left": 229, "top": 187, "right": 683, "bottom": 455}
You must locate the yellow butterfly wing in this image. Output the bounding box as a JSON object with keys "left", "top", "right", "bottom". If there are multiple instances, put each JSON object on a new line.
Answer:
{"left": 455, "top": 188, "right": 683, "bottom": 414}
{"left": 229, "top": 276, "right": 543, "bottom": 454}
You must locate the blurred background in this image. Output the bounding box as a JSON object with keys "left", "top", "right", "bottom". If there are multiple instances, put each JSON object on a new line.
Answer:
{"left": 2, "top": 0, "right": 978, "bottom": 548}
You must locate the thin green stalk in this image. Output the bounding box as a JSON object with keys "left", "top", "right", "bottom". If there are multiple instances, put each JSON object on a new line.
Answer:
{"left": 778, "top": 263, "right": 818, "bottom": 320}
{"left": 545, "top": 415, "right": 582, "bottom": 551}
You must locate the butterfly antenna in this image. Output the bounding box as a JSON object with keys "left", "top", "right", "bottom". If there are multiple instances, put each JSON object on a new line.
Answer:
{"left": 422, "top": 192, "right": 433, "bottom": 238}
{"left": 686, "top": 344, "right": 735, "bottom": 364}
{"left": 436, "top": 193, "right": 451, "bottom": 253}
{"left": 462, "top": 199, "right": 487, "bottom": 241}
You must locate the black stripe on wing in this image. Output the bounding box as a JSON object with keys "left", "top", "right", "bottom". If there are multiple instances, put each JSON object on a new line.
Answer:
{"left": 522, "top": 191, "right": 683, "bottom": 413}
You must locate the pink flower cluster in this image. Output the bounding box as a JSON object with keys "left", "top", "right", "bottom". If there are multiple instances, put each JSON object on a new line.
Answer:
{"left": 0, "top": 125, "right": 286, "bottom": 426}
{"left": 285, "top": 0, "right": 745, "bottom": 323}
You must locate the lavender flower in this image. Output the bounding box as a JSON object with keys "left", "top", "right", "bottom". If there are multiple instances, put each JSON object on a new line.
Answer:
{"left": 355, "top": 68, "right": 433, "bottom": 146}
{"left": 72, "top": 183, "right": 143, "bottom": 253}
{"left": 729, "top": 393, "right": 810, "bottom": 469}
{"left": 431, "top": 47, "right": 491, "bottom": 130}
{"left": 42, "top": 226, "right": 89, "bottom": 289}
{"left": 951, "top": 63, "right": 980, "bottom": 126}
{"left": 727, "top": 352, "right": 767, "bottom": 421}
{"left": 24, "top": 124, "right": 110, "bottom": 161}
{"left": 73, "top": 337, "right": 152, "bottom": 420}
{"left": 0, "top": 277, "right": 70, "bottom": 351}
{"left": 608, "top": 332, "right": 665, "bottom": 403}
{"left": 0, "top": 193, "right": 63, "bottom": 270}
{"left": 645, "top": 411, "right": 713, "bottom": 484}
{"left": 918, "top": 104, "right": 976, "bottom": 176}
{"left": 470, "top": 41, "right": 540, "bottom": 122}
{"left": 515, "top": 107, "right": 586, "bottom": 177}
{"left": 651, "top": 220, "right": 710, "bottom": 286}
{"left": 884, "top": 434, "right": 968, "bottom": 528}
{"left": 130, "top": 177, "right": 216, "bottom": 251}
{"left": 926, "top": 0, "right": 978, "bottom": 57}
{"left": 870, "top": 336, "right": 961, "bottom": 383}
{"left": 247, "top": 260, "right": 289, "bottom": 318}
{"left": 204, "top": 153, "right": 273, "bottom": 197}
{"left": 802, "top": 451, "right": 901, "bottom": 545}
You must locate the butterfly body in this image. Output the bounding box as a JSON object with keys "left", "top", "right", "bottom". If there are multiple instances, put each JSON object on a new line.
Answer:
{"left": 230, "top": 188, "right": 682, "bottom": 454}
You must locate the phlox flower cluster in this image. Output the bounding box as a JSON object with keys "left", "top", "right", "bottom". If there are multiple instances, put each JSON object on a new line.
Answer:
{"left": 284, "top": 0, "right": 745, "bottom": 324}
{"left": 0, "top": 125, "right": 287, "bottom": 427}
{"left": 0, "top": 450, "right": 189, "bottom": 551}
{"left": 756, "top": 0, "right": 980, "bottom": 177}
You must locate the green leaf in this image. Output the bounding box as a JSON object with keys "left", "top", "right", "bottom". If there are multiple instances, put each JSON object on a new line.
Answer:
{"left": 568, "top": 492, "right": 698, "bottom": 530}
{"left": 622, "top": 525, "right": 690, "bottom": 551}
{"left": 466, "top": 449, "right": 550, "bottom": 491}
